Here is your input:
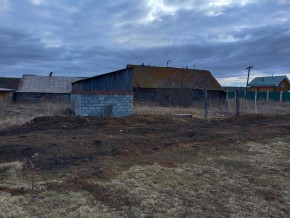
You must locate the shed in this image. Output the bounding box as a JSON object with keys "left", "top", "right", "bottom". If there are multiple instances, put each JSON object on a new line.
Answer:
{"left": 248, "top": 75, "right": 290, "bottom": 92}
{"left": 15, "top": 75, "right": 83, "bottom": 102}
{"left": 71, "top": 68, "right": 134, "bottom": 117}
{"left": 0, "top": 88, "right": 15, "bottom": 103}
{"left": 127, "top": 64, "right": 224, "bottom": 105}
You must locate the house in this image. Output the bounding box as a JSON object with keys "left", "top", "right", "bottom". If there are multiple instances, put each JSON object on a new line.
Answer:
{"left": 248, "top": 75, "right": 290, "bottom": 92}
{"left": 15, "top": 74, "right": 84, "bottom": 102}
{"left": 128, "top": 64, "right": 225, "bottom": 105}
{"left": 71, "top": 68, "right": 134, "bottom": 117}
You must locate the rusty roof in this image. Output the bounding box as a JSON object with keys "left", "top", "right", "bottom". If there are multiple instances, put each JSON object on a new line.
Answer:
{"left": 127, "top": 64, "right": 221, "bottom": 90}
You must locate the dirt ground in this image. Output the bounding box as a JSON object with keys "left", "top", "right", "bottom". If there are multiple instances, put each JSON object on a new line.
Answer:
{"left": 0, "top": 114, "right": 289, "bottom": 217}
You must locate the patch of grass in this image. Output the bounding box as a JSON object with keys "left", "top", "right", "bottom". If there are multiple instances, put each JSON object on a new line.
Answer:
{"left": 0, "top": 162, "right": 28, "bottom": 189}
{"left": 0, "top": 139, "right": 289, "bottom": 217}
{"left": 0, "top": 190, "right": 116, "bottom": 218}
{"left": 134, "top": 99, "right": 290, "bottom": 118}
{"left": 0, "top": 102, "right": 70, "bottom": 130}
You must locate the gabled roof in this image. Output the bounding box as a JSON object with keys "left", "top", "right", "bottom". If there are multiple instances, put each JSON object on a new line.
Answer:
{"left": 127, "top": 64, "right": 221, "bottom": 90}
{"left": 17, "top": 75, "right": 84, "bottom": 93}
{"left": 248, "top": 75, "right": 289, "bottom": 87}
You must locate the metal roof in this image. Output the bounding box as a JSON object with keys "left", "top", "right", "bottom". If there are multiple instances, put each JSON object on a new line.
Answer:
{"left": 128, "top": 64, "right": 222, "bottom": 90}
{"left": 17, "top": 75, "right": 84, "bottom": 93}
{"left": 72, "top": 68, "right": 132, "bottom": 84}
{"left": 248, "top": 75, "right": 289, "bottom": 87}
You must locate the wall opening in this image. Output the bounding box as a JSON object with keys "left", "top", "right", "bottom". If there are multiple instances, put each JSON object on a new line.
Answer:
{"left": 102, "top": 105, "right": 113, "bottom": 117}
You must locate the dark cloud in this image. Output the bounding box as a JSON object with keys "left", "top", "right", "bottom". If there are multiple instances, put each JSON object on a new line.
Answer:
{"left": 0, "top": 0, "right": 289, "bottom": 85}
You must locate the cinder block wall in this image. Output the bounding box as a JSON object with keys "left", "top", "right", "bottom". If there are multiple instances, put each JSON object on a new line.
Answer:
{"left": 71, "top": 94, "right": 133, "bottom": 117}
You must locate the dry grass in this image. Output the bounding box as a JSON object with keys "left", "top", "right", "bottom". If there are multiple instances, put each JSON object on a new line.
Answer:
{"left": 0, "top": 100, "right": 288, "bottom": 131}
{"left": 0, "top": 102, "right": 70, "bottom": 130}
{"left": 227, "top": 99, "right": 290, "bottom": 115}
{"left": 0, "top": 101, "right": 289, "bottom": 217}
{"left": 134, "top": 100, "right": 290, "bottom": 118}
{"left": 0, "top": 162, "right": 28, "bottom": 189}
{"left": 105, "top": 139, "right": 289, "bottom": 217}
{"left": 0, "top": 138, "right": 289, "bottom": 217}
{"left": 134, "top": 103, "right": 205, "bottom": 117}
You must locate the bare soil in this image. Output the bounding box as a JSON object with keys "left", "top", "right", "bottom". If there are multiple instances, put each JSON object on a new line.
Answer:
{"left": 0, "top": 114, "right": 289, "bottom": 217}
{"left": 1, "top": 115, "right": 289, "bottom": 171}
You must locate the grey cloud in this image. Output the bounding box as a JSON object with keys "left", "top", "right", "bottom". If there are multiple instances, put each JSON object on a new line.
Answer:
{"left": 0, "top": 0, "right": 289, "bottom": 85}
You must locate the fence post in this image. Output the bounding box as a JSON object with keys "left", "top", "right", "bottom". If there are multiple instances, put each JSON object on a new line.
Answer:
{"left": 225, "top": 91, "right": 229, "bottom": 111}
{"left": 280, "top": 91, "right": 283, "bottom": 103}
{"left": 236, "top": 90, "right": 240, "bottom": 117}
{"left": 255, "top": 91, "right": 258, "bottom": 114}
{"left": 26, "top": 158, "right": 35, "bottom": 192}
{"left": 266, "top": 91, "right": 269, "bottom": 102}
{"left": 204, "top": 90, "right": 208, "bottom": 119}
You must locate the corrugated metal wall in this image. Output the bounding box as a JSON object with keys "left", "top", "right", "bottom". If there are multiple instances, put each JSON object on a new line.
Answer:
{"left": 72, "top": 68, "right": 133, "bottom": 92}
{"left": 227, "top": 91, "right": 290, "bottom": 102}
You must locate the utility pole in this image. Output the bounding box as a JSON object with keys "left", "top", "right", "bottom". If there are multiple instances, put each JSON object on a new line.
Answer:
{"left": 245, "top": 66, "right": 254, "bottom": 97}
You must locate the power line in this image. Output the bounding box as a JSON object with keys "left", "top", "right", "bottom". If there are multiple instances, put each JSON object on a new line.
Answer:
{"left": 173, "top": 28, "right": 290, "bottom": 65}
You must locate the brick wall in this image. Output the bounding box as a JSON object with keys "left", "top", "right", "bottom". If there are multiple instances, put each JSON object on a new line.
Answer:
{"left": 71, "top": 94, "right": 133, "bottom": 117}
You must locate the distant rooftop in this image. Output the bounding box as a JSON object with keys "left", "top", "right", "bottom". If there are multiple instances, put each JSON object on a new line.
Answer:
{"left": 17, "top": 75, "right": 85, "bottom": 93}
{"left": 248, "top": 75, "right": 289, "bottom": 87}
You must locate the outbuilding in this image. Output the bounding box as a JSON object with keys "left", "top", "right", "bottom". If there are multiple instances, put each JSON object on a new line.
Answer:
{"left": 0, "top": 88, "right": 15, "bottom": 103}
{"left": 15, "top": 74, "right": 83, "bottom": 102}
{"left": 0, "top": 77, "right": 20, "bottom": 103}
{"left": 71, "top": 68, "right": 134, "bottom": 117}
{"left": 128, "top": 64, "right": 225, "bottom": 105}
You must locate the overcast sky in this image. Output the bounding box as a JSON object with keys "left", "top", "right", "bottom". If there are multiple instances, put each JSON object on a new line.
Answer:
{"left": 0, "top": 0, "right": 289, "bottom": 86}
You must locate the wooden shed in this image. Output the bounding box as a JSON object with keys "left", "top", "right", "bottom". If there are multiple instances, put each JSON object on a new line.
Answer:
{"left": 71, "top": 68, "right": 134, "bottom": 117}
{"left": 0, "top": 88, "right": 15, "bottom": 103}
{"left": 15, "top": 75, "right": 83, "bottom": 102}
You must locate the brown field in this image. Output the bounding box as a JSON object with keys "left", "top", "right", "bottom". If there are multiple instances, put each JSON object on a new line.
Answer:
{"left": 0, "top": 102, "right": 289, "bottom": 217}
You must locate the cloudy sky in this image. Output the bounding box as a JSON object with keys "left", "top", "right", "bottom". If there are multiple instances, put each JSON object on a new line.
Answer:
{"left": 0, "top": 0, "right": 289, "bottom": 85}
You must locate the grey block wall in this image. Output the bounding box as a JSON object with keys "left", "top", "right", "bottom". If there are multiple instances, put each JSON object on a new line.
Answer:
{"left": 71, "top": 94, "right": 133, "bottom": 117}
